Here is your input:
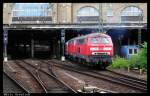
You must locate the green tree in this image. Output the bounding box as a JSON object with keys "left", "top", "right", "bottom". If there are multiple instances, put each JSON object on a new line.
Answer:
{"left": 130, "top": 42, "right": 147, "bottom": 70}
{"left": 111, "top": 42, "right": 147, "bottom": 71}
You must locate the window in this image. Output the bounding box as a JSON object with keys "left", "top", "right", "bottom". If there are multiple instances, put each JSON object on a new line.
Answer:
{"left": 107, "top": 4, "right": 113, "bottom": 16}
{"left": 91, "top": 37, "right": 110, "bottom": 43}
{"left": 101, "top": 37, "right": 110, "bottom": 43}
{"left": 107, "top": 9, "right": 113, "bottom": 16}
{"left": 71, "top": 40, "right": 74, "bottom": 44}
{"left": 12, "top": 3, "right": 53, "bottom": 23}
{"left": 134, "top": 48, "right": 137, "bottom": 54}
{"left": 73, "top": 41, "right": 76, "bottom": 45}
{"left": 77, "top": 7, "right": 99, "bottom": 22}
{"left": 129, "top": 49, "right": 133, "bottom": 54}
{"left": 121, "top": 6, "right": 143, "bottom": 22}
{"left": 68, "top": 40, "right": 73, "bottom": 45}
{"left": 13, "top": 3, "right": 52, "bottom": 17}
{"left": 78, "top": 39, "right": 85, "bottom": 44}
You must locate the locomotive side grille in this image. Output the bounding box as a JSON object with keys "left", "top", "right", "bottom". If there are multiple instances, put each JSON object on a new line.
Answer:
{"left": 89, "top": 55, "right": 111, "bottom": 59}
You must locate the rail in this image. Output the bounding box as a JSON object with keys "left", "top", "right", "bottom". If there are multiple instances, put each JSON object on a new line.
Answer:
{"left": 43, "top": 60, "right": 147, "bottom": 92}
{"left": 3, "top": 71, "right": 30, "bottom": 93}
{"left": 21, "top": 60, "right": 77, "bottom": 93}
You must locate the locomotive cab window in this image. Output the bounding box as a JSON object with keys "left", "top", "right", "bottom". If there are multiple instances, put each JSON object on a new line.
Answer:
{"left": 91, "top": 38, "right": 100, "bottom": 43}
{"left": 101, "top": 37, "right": 110, "bottom": 43}
{"left": 129, "top": 48, "right": 133, "bottom": 54}
{"left": 91, "top": 37, "right": 110, "bottom": 43}
{"left": 68, "top": 40, "right": 73, "bottom": 45}
{"left": 78, "top": 39, "right": 85, "bottom": 44}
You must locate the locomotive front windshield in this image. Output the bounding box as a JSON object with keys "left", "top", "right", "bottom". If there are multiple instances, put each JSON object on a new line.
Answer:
{"left": 90, "top": 37, "right": 110, "bottom": 43}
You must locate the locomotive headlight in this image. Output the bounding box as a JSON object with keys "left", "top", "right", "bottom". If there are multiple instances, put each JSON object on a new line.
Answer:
{"left": 90, "top": 47, "right": 99, "bottom": 51}
{"left": 103, "top": 47, "right": 112, "bottom": 50}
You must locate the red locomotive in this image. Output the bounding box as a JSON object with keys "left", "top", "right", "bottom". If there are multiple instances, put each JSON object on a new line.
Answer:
{"left": 65, "top": 32, "right": 114, "bottom": 69}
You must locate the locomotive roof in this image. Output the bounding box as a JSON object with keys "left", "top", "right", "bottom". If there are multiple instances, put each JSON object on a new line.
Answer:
{"left": 67, "top": 32, "right": 110, "bottom": 42}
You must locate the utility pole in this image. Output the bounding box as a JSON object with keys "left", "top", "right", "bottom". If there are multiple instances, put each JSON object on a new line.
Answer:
{"left": 98, "top": 3, "right": 103, "bottom": 33}
{"left": 101, "top": 3, "right": 104, "bottom": 32}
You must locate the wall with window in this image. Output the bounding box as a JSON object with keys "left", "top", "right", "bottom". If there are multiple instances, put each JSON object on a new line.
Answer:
{"left": 72, "top": 3, "right": 100, "bottom": 23}
{"left": 119, "top": 3, "right": 147, "bottom": 23}
{"left": 76, "top": 6, "right": 99, "bottom": 23}
{"left": 3, "top": 3, "right": 147, "bottom": 24}
{"left": 121, "top": 6, "right": 143, "bottom": 23}
{"left": 3, "top": 3, "right": 58, "bottom": 24}
{"left": 11, "top": 3, "right": 53, "bottom": 24}
{"left": 103, "top": 3, "right": 147, "bottom": 23}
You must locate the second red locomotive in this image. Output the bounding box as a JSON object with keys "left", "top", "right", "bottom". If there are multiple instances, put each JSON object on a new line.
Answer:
{"left": 65, "top": 32, "right": 114, "bottom": 69}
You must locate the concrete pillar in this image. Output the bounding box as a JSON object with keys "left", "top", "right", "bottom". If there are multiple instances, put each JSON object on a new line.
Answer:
{"left": 4, "top": 47, "right": 8, "bottom": 62}
{"left": 53, "top": 38, "right": 57, "bottom": 58}
{"left": 3, "top": 29, "right": 8, "bottom": 62}
{"left": 24, "top": 43, "right": 27, "bottom": 56}
{"left": 57, "top": 40, "right": 60, "bottom": 59}
{"left": 61, "top": 29, "right": 65, "bottom": 61}
{"left": 31, "top": 33, "right": 34, "bottom": 58}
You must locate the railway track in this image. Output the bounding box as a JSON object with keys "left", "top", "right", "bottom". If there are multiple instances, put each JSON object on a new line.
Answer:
{"left": 17, "top": 60, "right": 77, "bottom": 93}
{"left": 42, "top": 59, "right": 147, "bottom": 92}
{"left": 31, "top": 59, "right": 115, "bottom": 93}
{"left": 14, "top": 60, "right": 48, "bottom": 93}
{"left": 4, "top": 61, "right": 46, "bottom": 93}
{"left": 53, "top": 59, "right": 147, "bottom": 86}
{"left": 86, "top": 70, "right": 147, "bottom": 92}
{"left": 3, "top": 72, "right": 29, "bottom": 93}
{"left": 106, "top": 69, "right": 147, "bottom": 86}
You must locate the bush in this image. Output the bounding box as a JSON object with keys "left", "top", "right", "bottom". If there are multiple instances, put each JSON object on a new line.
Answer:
{"left": 129, "top": 42, "right": 147, "bottom": 71}
{"left": 111, "top": 56, "right": 129, "bottom": 69}
{"left": 111, "top": 42, "right": 147, "bottom": 71}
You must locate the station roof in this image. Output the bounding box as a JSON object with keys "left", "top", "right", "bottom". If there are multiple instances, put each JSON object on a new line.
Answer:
{"left": 3, "top": 23, "right": 147, "bottom": 30}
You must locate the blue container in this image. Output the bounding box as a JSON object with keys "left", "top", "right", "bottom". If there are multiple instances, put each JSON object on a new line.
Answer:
{"left": 121, "top": 45, "right": 140, "bottom": 59}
